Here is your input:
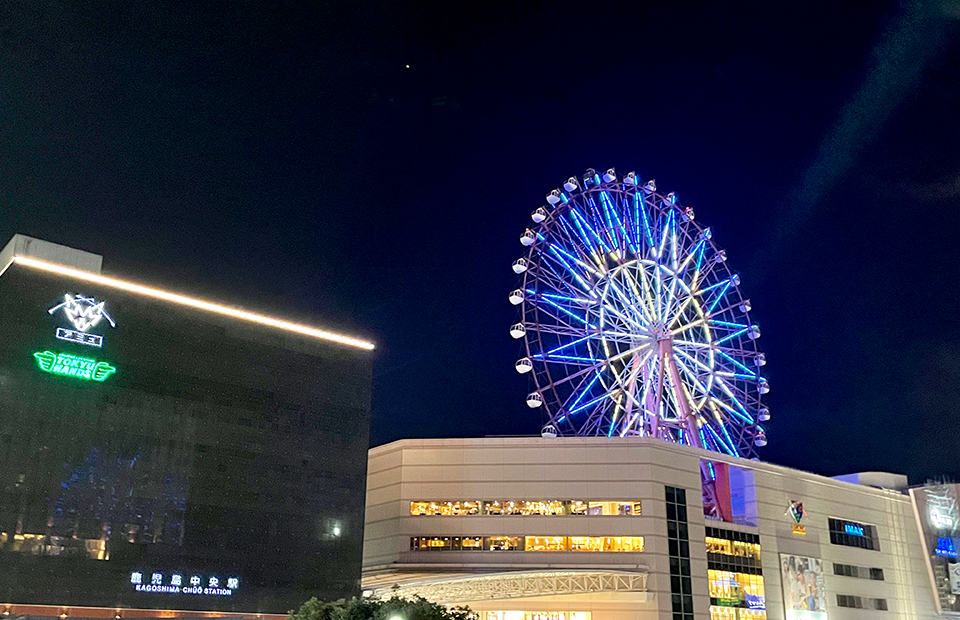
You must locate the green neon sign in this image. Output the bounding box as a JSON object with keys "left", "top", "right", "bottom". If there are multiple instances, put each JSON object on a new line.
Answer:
{"left": 33, "top": 350, "right": 117, "bottom": 382}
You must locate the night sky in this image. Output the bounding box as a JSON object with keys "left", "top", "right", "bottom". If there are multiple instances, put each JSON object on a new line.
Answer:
{"left": 2, "top": 2, "right": 959, "bottom": 483}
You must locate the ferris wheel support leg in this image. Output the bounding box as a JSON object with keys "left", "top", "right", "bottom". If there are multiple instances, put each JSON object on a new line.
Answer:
{"left": 661, "top": 338, "right": 703, "bottom": 450}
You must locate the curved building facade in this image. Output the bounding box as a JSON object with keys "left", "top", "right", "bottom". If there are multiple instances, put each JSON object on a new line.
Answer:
{"left": 363, "top": 437, "right": 959, "bottom": 620}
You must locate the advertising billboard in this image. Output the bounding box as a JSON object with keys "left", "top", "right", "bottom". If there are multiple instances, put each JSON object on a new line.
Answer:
{"left": 779, "top": 554, "right": 828, "bottom": 620}
{"left": 951, "top": 562, "right": 960, "bottom": 595}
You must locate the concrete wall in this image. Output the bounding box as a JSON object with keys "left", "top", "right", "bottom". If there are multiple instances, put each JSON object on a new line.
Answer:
{"left": 364, "top": 437, "right": 940, "bottom": 620}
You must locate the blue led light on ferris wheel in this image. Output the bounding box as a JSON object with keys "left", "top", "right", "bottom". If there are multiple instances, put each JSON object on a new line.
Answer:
{"left": 512, "top": 167, "right": 768, "bottom": 453}
{"left": 707, "top": 281, "right": 733, "bottom": 313}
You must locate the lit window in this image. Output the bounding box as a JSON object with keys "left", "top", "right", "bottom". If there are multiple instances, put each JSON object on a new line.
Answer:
{"left": 485, "top": 536, "right": 522, "bottom": 551}
{"left": 411, "top": 499, "right": 640, "bottom": 516}
{"left": 568, "top": 536, "right": 644, "bottom": 552}
{"left": 484, "top": 612, "right": 590, "bottom": 620}
{"left": 411, "top": 536, "right": 641, "bottom": 552}
{"left": 708, "top": 570, "right": 766, "bottom": 610}
{"left": 524, "top": 536, "right": 567, "bottom": 551}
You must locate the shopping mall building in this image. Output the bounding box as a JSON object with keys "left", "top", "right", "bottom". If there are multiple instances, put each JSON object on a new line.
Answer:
{"left": 362, "top": 437, "right": 960, "bottom": 620}
{"left": 0, "top": 235, "right": 375, "bottom": 619}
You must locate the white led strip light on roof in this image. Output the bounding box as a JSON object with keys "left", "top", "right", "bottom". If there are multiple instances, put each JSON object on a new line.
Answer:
{"left": 7, "top": 256, "right": 375, "bottom": 351}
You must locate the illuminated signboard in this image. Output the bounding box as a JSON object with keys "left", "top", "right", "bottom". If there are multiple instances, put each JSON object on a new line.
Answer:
{"left": 785, "top": 501, "right": 807, "bottom": 535}
{"left": 48, "top": 293, "right": 115, "bottom": 347}
{"left": 780, "top": 554, "right": 827, "bottom": 620}
{"left": 844, "top": 523, "right": 865, "bottom": 536}
{"left": 936, "top": 538, "right": 959, "bottom": 558}
{"left": 129, "top": 571, "right": 239, "bottom": 596}
{"left": 928, "top": 492, "right": 959, "bottom": 531}
{"left": 33, "top": 351, "right": 116, "bottom": 381}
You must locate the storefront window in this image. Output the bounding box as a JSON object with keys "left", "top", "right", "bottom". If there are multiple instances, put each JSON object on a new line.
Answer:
{"left": 485, "top": 536, "right": 522, "bottom": 551}
{"left": 484, "top": 613, "right": 590, "bottom": 620}
{"left": 410, "top": 535, "right": 643, "bottom": 552}
{"left": 412, "top": 499, "right": 640, "bottom": 516}
{"left": 525, "top": 536, "right": 567, "bottom": 551}
{"left": 708, "top": 569, "right": 765, "bottom": 611}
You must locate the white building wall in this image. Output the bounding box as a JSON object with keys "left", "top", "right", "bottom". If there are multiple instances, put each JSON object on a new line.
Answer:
{"left": 363, "top": 437, "right": 941, "bottom": 620}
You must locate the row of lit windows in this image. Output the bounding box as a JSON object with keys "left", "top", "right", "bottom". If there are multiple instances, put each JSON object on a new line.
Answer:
{"left": 410, "top": 535, "right": 644, "bottom": 552}
{"left": 0, "top": 532, "right": 108, "bottom": 561}
{"left": 708, "top": 607, "right": 767, "bottom": 620}
{"left": 409, "top": 500, "right": 641, "bottom": 516}
{"left": 705, "top": 537, "right": 761, "bottom": 560}
{"left": 708, "top": 570, "right": 765, "bottom": 609}
{"left": 484, "top": 612, "right": 590, "bottom": 620}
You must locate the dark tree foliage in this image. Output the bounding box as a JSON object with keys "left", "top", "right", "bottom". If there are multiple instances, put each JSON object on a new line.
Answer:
{"left": 289, "top": 596, "right": 473, "bottom": 620}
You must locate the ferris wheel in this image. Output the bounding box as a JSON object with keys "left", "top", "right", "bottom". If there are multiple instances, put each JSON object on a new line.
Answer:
{"left": 510, "top": 168, "right": 768, "bottom": 458}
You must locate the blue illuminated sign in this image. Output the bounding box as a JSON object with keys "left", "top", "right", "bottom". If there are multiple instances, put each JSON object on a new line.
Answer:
{"left": 129, "top": 571, "right": 239, "bottom": 596}
{"left": 745, "top": 593, "right": 765, "bottom": 610}
{"left": 844, "top": 523, "right": 865, "bottom": 536}
{"left": 935, "top": 537, "right": 958, "bottom": 558}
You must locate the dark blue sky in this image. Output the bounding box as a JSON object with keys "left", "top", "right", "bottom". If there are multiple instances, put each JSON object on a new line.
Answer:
{"left": 2, "top": 1, "right": 959, "bottom": 482}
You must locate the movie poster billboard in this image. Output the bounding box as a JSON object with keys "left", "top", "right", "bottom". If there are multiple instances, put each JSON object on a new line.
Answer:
{"left": 779, "top": 554, "right": 828, "bottom": 620}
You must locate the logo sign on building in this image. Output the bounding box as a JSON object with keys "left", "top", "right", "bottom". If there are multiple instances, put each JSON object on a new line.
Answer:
{"left": 927, "top": 490, "right": 959, "bottom": 532}
{"left": 33, "top": 351, "right": 116, "bottom": 382}
{"left": 129, "top": 571, "right": 239, "bottom": 596}
{"left": 936, "top": 538, "right": 959, "bottom": 558}
{"left": 779, "top": 554, "right": 827, "bottom": 620}
{"left": 786, "top": 501, "right": 807, "bottom": 535}
{"left": 48, "top": 294, "right": 116, "bottom": 347}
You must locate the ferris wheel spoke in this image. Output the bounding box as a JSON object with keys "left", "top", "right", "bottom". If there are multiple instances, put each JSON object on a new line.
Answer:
{"left": 547, "top": 242, "right": 603, "bottom": 280}
{"left": 706, "top": 281, "right": 734, "bottom": 313}
{"left": 571, "top": 207, "right": 612, "bottom": 255}
{"left": 716, "top": 350, "right": 759, "bottom": 375}
{"left": 589, "top": 194, "right": 618, "bottom": 251}
{"left": 622, "top": 264, "right": 659, "bottom": 324}
{"left": 704, "top": 421, "right": 738, "bottom": 457}
{"left": 606, "top": 191, "right": 637, "bottom": 255}
{"left": 559, "top": 213, "right": 602, "bottom": 264}
{"left": 665, "top": 292, "right": 700, "bottom": 330}
{"left": 603, "top": 276, "right": 653, "bottom": 326}
{"left": 542, "top": 248, "right": 597, "bottom": 294}
{"left": 711, "top": 377, "right": 755, "bottom": 424}
{"left": 535, "top": 295, "right": 595, "bottom": 327}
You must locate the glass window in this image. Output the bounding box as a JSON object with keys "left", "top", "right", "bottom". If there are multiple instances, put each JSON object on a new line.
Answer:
{"left": 568, "top": 536, "right": 644, "bottom": 552}
{"left": 484, "top": 500, "right": 505, "bottom": 515}
{"left": 828, "top": 518, "right": 880, "bottom": 551}
{"left": 518, "top": 500, "right": 566, "bottom": 515}
{"left": 484, "top": 536, "right": 522, "bottom": 551}
{"left": 411, "top": 499, "right": 640, "bottom": 516}
{"left": 410, "top": 536, "right": 453, "bottom": 550}
{"left": 524, "top": 536, "right": 567, "bottom": 551}
{"left": 708, "top": 570, "right": 765, "bottom": 610}
{"left": 605, "top": 536, "right": 644, "bottom": 552}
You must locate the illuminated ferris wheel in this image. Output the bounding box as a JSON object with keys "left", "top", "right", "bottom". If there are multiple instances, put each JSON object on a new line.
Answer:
{"left": 510, "top": 168, "right": 769, "bottom": 457}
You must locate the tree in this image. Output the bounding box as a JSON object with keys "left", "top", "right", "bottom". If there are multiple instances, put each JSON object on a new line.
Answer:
{"left": 289, "top": 595, "right": 474, "bottom": 620}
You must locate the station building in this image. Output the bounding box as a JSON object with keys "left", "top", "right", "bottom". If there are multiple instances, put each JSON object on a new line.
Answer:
{"left": 362, "top": 437, "right": 960, "bottom": 620}
{"left": 0, "top": 235, "right": 375, "bottom": 618}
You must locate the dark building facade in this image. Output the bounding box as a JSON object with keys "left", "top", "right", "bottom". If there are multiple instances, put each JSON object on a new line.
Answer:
{"left": 0, "top": 235, "right": 374, "bottom": 615}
